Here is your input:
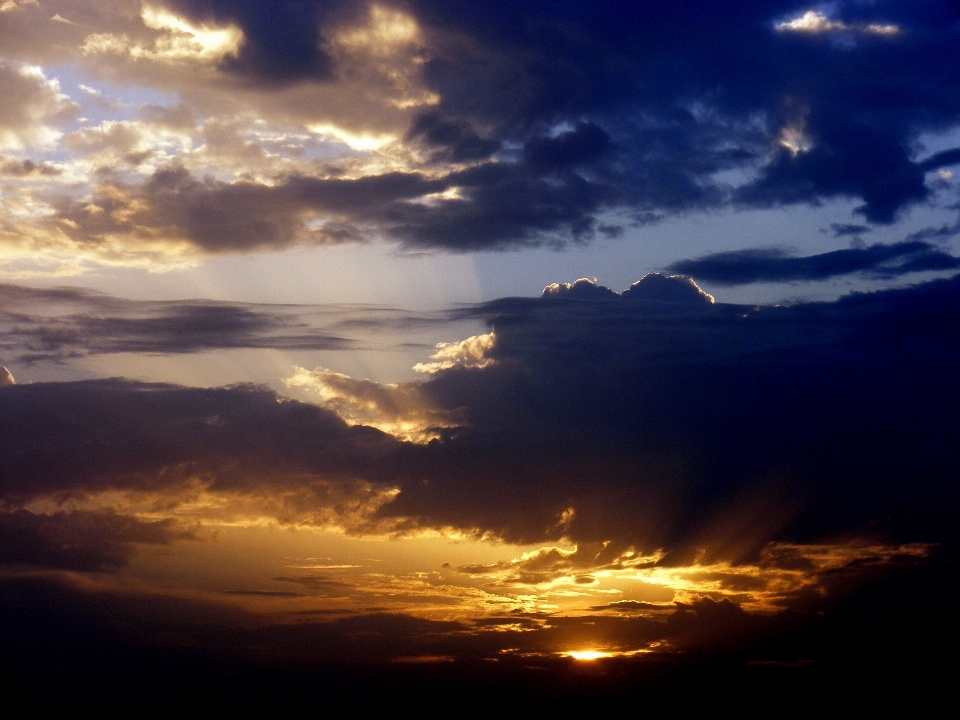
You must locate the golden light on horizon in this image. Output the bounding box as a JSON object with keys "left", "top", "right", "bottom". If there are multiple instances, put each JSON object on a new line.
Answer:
{"left": 565, "top": 650, "right": 614, "bottom": 661}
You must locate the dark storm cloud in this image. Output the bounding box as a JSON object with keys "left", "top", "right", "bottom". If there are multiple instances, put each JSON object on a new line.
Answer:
{"left": 379, "top": 273, "right": 960, "bottom": 555}
{"left": 163, "top": 0, "right": 360, "bottom": 83}
{"left": 666, "top": 241, "right": 960, "bottom": 285}
{"left": 0, "top": 379, "right": 400, "bottom": 501}
{"left": 522, "top": 122, "right": 611, "bottom": 173}
{"left": 410, "top": 0, "right": 960, "bottom": 228}
{"left": 0, "top": 282, "right": 458, "bottom": 362}
{"left": 52, "top": 165, "right": 449, "bottom": 252}
{"left": 0, "top": 509, "right": 191, "bottom": 571}
{"left": 405, "top": 111, "right": 500, "bottom": 163}
{"left": 1, "top": 274, "right": 958, "bottom": 689}
{"left": 2, "top": 546, "right": 948, "bottom": 704}
{"left": 51, "top": 156, "right": 618, "bottom": 252}
{"left": 30, "top": 1, "right": 958, "bottom": 253}
{"left": 2, "top": 274, "right": 959, "bottom": 558}
{"left": 385, "top": 160, "right": 618, "bottom": 250}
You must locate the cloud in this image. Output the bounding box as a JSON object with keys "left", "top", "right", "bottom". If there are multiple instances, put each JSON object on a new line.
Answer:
{"left": 0, "top": 335, "right": 953, "bottom": 690}
{"left": 411, "top": 331, "right": 495, "bottom": 374}
{"left": 830, "top": 223, "right": 871, "bottom": 238}
{"left": 542, "top": 277, "right": 619, "bottom": 300}
{"left": 82, "top": 4, "right": 243, "bottom": 66}
{"left": 0, "top": 379, "right": 404, "bottom": 531}
{"left": 32, "top": 156, "right": 621, "bottom": 256}
{"left": 0, "top": 60, "right": 76, "bottom": 150}
{"left": 284, "top": 366, "right": 463, "bottom": 442}
{"left": 44, "top": 164, "right": 445, "bottom": 255}
{"left": 1, "top": 299, "right": 358, "bottom": 362}
{"left": 160, "top": 0, "right": 342, "bottom": 82}
{"left": 0, "top": 543, "right": 950, "bottom": 704}
{"left": 406, "top": 111, "right": 499, "bottom": 163}
{"left": 374, "top": 273, "right": 960, "bottom": 553}
{"left": 0, "top": 508, "right": 193, "bottom": 571}
{"left": 3, "top": 273, "right": 959, "bottom": 558}
{"left": 0, "top": 281, "right": 470, "bottom": 363}
{"left": 0, "top": 366, "right": 13, "bottom": 385}
{"left": 2, "top": 2, "right": 959, "bottom": 260}
{"left": 667, "top": 241, "right": 960, "bottom": 285}
{"left": 411, "top": 0, "right": 960, "bottom": 228}
{"left": 775, "top": 11, "right": 899, "bottom": 36}
{"left": 0, "top": 155, "right": 61, "bottom": 176}
{"left": 456, "top": 542, "right": 653, "bottom": 586}
{"left": 621, "top": 273, "right": 715, "bottom": 304}
{"left": 542, "top": 274, "right": 715, "bottom": 304}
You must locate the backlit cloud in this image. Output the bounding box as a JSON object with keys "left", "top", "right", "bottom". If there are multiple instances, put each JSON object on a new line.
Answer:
{"left": 2, "top": 3, "right": 960, "bottom": 699}
{"left": 1, "top": 272, "right": 958, "bottom": 695}
{"left": 776, "top": 10, "right": 899, "bottom": 36}
{"left": 285, "top": 365, "right": 462, "bottom": 442}
{"left": 0, "top": 1, "right": 957, "bottom": 268}
{"left": 411, "top": 331, "right": 495, "bottom": 374}
{"left": 0, "top": 60, "right": 75, "bottom": 150}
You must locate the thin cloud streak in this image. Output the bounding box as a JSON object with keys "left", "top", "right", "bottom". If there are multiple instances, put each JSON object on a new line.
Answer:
{"left": 667, "top": 241, "right": 960, "bottom": 285}
{"left": 0, "top": 282, "right": 467, "bottom": 362}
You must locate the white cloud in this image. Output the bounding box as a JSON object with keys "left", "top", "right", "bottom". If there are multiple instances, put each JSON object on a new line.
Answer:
{"left": 82, "top": 5, "right": 243, "bottom": 65}
{"left": 413, "top": 332, "right": 496, "bottom": 374}
{"left": 0, "top": 61, "right": 76, "bottom": 150}
{"left": 0, "top": 1, "right": 39, "bottom": 13}
{"left": 776, "top": 10, "right": 900, "bottom": 36}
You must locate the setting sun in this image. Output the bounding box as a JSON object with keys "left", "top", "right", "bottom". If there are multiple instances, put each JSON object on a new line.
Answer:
{"left": 565, "top": 650, "right": 615, "bottom": 661}
{"left": 0, "top": 0, "right": 957, "bottom": 709}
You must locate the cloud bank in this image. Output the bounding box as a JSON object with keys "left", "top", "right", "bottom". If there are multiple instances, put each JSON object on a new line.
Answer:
{"left": 3, "top": 273, "right": 957, "bottom": 559}
{"left": 1, "top": 1, "right": 959, "bottom": 264}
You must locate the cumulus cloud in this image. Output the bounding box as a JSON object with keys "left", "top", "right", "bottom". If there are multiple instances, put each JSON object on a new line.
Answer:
{"left": 542, "top": 278, "right": 618, "bottom": 300}
{"left": 82, "top": 4, "right": 243, "bottom": 66}
{"left": 542, "top": 274, "right": 715, "bottom": 304}
{"left": 3, "top": 274, "right": 959, "bottom": 558}
{"left": 775, "top": 10, "right": 899, "bottom": 36}
{"left": 0, "top": 275, "right": 958, "bottom": 693}
{"left": 1, "top": 1, "right": 958, "bottom": 262}
{"left": 411, "top": 331, "right": 495, "bottom": 374}
{"left": 377, "top": 273, "right": 960, "bottom": 554}
{"left": 0, "top": 508, "right": 193, "bottom": 571}
{"left": 621, "top": 274, "right": 715, "bottom": 304}
{"left": 284, "top": 366, "right": 462, "bottom": 442}
{"left": 0, "top": 60, "right": 75, "bottom": 150}
{"left": 0, "top": 365, "right": 14, "bottom": 384}
{"left": 0, "top": 155, "right": 60, "bottom": 176}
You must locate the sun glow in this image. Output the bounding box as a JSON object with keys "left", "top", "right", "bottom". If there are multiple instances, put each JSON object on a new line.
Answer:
{"left": 306, "top": 123, "right": 396, "bottom": 151}
{"left": 565, "top": 650, "right": 614, "bottom": 661}
{"left": 779, "top": 125, "right": 813, "bottom": 155}
{"left": 140, "top": 5, "right": 243, "bottom": 60}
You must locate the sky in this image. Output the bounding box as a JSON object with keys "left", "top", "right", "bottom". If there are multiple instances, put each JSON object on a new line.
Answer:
{"left": 1, "top": 0, "right": 959, "bottom": 705}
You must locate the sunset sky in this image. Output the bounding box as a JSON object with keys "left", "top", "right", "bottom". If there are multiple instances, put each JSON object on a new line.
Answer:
{"left": 1, "top": 0, "right": 959, "bottom": 705}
